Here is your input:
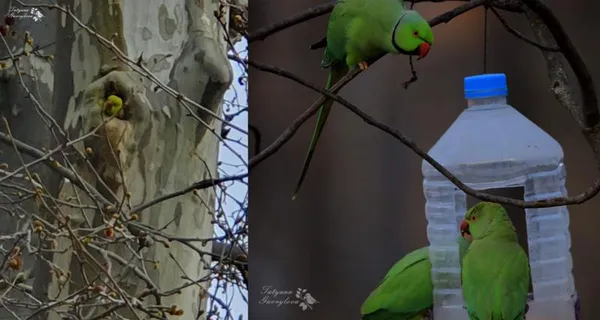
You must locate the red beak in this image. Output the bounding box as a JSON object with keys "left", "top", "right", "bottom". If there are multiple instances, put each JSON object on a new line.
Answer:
{"left": 460, "top": 219, "right": 473, "bottom": 242}
{"left": 417, "top": 42, "right": 431, "bottom": 60}
{"left": 459, "top": 219, "right": 468, "bottom": 233}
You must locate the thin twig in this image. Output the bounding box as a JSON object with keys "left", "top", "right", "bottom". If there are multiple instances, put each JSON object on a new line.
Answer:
{"left": 247, "top": 0, "right": 487, "bottom": 169}
{"left": 248, "top": 0, "right": 522, "bottom": 43}
{"left": 489, "top": 6, "right": 559, "bottom": 52}
{"left": 243, "top": 57, "right": 600, "bottom": 209}
{"left": 403, "top": 57, "right": 418, "bottom": 89}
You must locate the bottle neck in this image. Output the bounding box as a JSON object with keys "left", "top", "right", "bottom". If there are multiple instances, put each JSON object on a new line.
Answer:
{"left": 466, "top": 96, "right": 507, "bottom": 108}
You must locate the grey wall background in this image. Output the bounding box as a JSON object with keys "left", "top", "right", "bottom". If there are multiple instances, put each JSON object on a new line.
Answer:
{"left": 250, "top": 1, "right": 600, "bottom": 319}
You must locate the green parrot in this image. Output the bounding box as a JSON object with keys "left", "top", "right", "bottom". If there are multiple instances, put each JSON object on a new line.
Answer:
{"left": 292, "top": 0, "right": 434, "bottom": 199}
{"left": 103, "top": 95, "right": 123, "bottom": 117}
{"left": 360, "top": 236, "right": 471, "bottom": 320}
{"left": 460, "top": 202, "right": 530, "bottom": 320}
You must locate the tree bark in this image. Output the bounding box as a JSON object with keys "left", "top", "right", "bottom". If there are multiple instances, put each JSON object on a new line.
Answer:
{"left": 0, "top": 0, "right": 233, "bottom": 318}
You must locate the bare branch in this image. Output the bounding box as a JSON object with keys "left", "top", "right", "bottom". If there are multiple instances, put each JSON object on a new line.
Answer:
{"left": 248, "top": 0, "right": 487, "bottom": 166}
{"left": 0, "top": 1, "right": 248, "bottom": 318}
{"left": 248, "top": 0, "right": 523, "bottom": 43}
{"left": 521, "top": 0, "right": 599, "bottom": 130}
{"left": 130, "top": 174, "right": 248, "bottom": 214}
{"left": 489, "top": 6, "right": 559, "bottom": 52}
{"left": 243, "top": 57, "right": 600, "bottom": 209}
{"left": 247, "top": 0, "right": 600, "bottom": 210}
{"left": 249, "top": 1, "right": 337, "bottom": 42}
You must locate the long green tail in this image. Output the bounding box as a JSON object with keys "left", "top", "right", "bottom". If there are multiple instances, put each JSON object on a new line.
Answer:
{"left": 292, "top": 64, "right": 347, "bottom": 200}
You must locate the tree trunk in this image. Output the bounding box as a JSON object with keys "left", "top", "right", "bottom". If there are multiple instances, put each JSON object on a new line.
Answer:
{"left": 0, "top": 0, "right": 233, "bottom": 318}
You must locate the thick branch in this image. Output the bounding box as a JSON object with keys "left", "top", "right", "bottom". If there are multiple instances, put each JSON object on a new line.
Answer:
{"left": 130, "top": 173, "right": 248, "bottom": 214}
{"left": 247, "top": 67, "right": 361, "bottom": 169}
{"left": 249, "top": 1, "right": 336, "bottom": 42}
{"left": 249, "top": 0, "right": 486, "bottom": 169}
{"left": 523, "top": 10, "right": 581, "bottom": 128}
{"left": 489, "top": 6, "right": 559, "bottom": 52}
{"left": 522, "top": 3, "right": 600, "bottom": 198}
{"left": 248, "top": 0, "right": 522, "bottom": 43}
{"left": 248, "top": 0, "right": 600, "bottom": 209}
{"left": 521, "top": 0, "right": 599, "bottom": 130}
{"left": 245, "top": 57, "right": 600, "bottom": 209}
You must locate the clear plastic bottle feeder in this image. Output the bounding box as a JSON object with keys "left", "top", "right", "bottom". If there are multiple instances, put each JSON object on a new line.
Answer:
{"left": 421, "top": 73, "right": 578, "bottom": 320}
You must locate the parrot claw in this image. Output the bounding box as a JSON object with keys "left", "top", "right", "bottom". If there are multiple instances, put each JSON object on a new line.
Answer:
{"left": 358, "top": 61, "right": 369, "bottom": 71}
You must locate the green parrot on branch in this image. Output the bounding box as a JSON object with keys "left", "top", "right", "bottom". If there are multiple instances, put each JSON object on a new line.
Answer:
{"left": 460, "top": 202, "right": 530, "bottom": 320}
{"left": 292, "top": 0, "right": 434, "bottom": 199}
{"left": 360, "top": 236, "right": 470, "bottom": 320}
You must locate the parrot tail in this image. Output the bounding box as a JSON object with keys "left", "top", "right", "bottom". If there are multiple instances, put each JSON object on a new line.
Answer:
{"left": 292, "top": 64, "right": 347, "bottom": 200}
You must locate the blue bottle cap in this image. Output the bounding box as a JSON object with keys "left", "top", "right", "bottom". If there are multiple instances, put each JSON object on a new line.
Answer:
{"left": 464, "top": 73, "right": 508, "bottom": 99}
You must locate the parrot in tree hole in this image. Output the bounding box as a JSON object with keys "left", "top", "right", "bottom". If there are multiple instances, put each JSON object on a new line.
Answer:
{"left": 103, "top": 95, "right": 123, "bottom": 117}
{"left": 292, "top": 0, "right": 434, "bottom": 199}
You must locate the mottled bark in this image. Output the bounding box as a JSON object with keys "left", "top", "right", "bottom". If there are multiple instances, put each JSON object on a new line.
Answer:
{"left": 0, "top": 0, "right": 232, "bottom": 318}
{"left": 0, "top": 2, "right": 58, "bottom": 319}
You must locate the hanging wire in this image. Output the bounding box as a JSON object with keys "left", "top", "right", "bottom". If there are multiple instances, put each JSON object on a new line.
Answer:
{"left": 483, "top": 5, "right": 489, "bottom": 74}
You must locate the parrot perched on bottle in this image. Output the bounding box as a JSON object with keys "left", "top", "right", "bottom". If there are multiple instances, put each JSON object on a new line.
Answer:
{"left": 460, "top": 202, "right": 530, "bottom": 320}
{"left": 360, "top": 236, "right": 471, "bottom": 320}
{"left": 292, "top": 0, "right": 434, "bottom": 199}
{"left": 103, "top": 95, "right": 123, "bottom": 117}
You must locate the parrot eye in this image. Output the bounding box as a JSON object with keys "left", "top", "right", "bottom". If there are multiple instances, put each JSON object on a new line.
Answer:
{"left": 413, "top": 31, "right": 419, "bottom": 37}
{"left": 470, "top": 216, "right": 477, "bottom": 222}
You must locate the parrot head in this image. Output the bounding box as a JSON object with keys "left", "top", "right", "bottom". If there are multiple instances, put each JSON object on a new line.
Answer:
{"left": 391, "top": 10, "right": 433, "bottom": 60}
{"left": 103, "top": 95, "right": 124, "bottom": 117}
{"left": 460, "top": 202, "right": 513, "bottom": 242}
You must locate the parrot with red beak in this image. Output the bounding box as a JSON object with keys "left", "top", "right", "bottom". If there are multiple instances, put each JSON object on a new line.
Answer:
{"left": 292, "top": 0, "right": 433, "bottom": 199}
{"left": 459, "top": 202, "right": 530, "bottom": 320}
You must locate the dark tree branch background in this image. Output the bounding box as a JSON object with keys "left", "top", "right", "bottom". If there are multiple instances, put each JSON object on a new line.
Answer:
{"left": 249, "top": 0, "right": 600, "bottom": 319}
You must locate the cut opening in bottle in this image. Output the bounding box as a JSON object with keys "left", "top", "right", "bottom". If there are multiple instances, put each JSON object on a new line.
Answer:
{"left": 466, "top": 187, "right": 534, "bottom": 299}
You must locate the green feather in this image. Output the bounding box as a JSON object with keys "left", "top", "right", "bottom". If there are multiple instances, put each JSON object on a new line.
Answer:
{"left": 292, "top": 0, "right": 433, "bottom": 198}
{"left": 292, "top": 64, "right": 347, "bottom": 200}
{"left": 458, "top": 234, "right": 471, "bottom": 269}
{"left": 461, "top": 202, "right": 530, "bottom": 320}
{"left": 361, "top": 247, "right": 432, "bottom": 320}
{"left": 360, "top": 238, "right": 471, "bottom": 320}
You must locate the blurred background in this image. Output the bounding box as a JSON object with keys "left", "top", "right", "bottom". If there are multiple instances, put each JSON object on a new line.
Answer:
{"left": 249, "top": 0, "right": 600, "bottom": 319}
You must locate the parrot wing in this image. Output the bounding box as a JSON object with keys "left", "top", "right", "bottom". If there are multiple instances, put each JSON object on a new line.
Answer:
{"left": 462, "top": 240, "right": 530, "bottom": 320}
{"left": 322, "top": 0, "right": 406, "bottom": 68}
{"left": 457, "top": 235, "right": 471, "bottom": 268}
{"left": 321, "top": 0, "right": 353, "bottom": 68}
{"left": 310, "top": 0, "right": 406, "bottom": 51}
{"left": 361, "top": 247, "right": 432, "bottom": 319}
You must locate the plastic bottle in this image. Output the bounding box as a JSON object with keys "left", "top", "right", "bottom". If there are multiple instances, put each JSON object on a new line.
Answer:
{"left": 421, "top": 73, "right": 577, "bottom": 320}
